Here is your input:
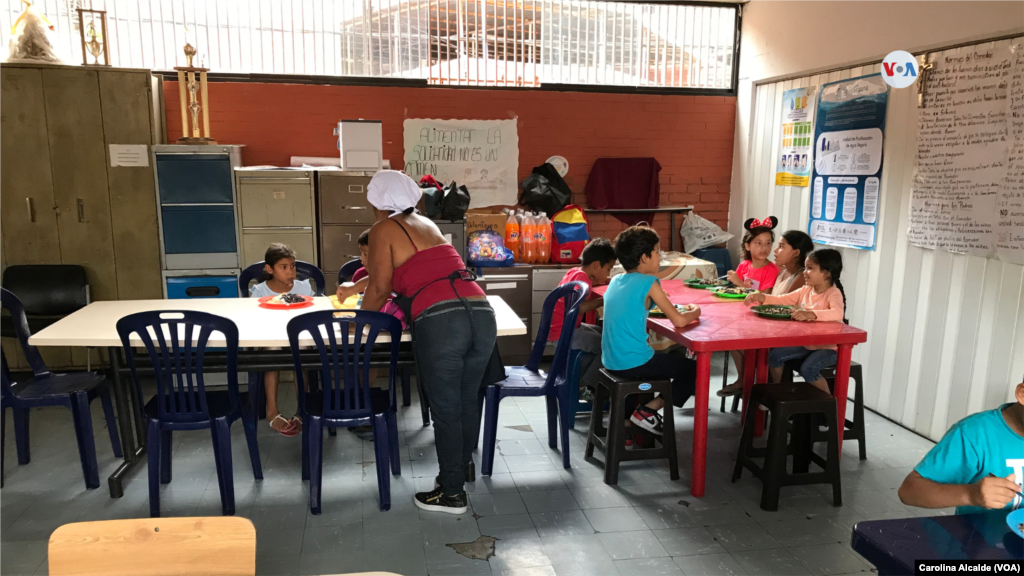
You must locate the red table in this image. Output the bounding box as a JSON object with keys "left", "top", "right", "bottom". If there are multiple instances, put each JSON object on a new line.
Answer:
{"left": 592, "top": 279, "right": 868, "bottom": 498}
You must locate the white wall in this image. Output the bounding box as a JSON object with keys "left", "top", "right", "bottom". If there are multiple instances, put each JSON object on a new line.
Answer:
{"left": 729, "top": 2, "right": 1024, "bottom": 440}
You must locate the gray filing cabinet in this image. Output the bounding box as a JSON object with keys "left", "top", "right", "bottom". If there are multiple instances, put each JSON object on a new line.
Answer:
{"left": 235, "top": 169, "right": 318, "bottom": 268}
{"left": 476, "top": 265, "right": 532, "bottom": 366}
{"left": 434, "top": 219, "right": 467, "bottom": 263}
{"left": 318, "top": 170, "right": 376, "bottom": 291}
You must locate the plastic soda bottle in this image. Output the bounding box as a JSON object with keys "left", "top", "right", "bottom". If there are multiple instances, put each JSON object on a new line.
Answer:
{"left": 521, "top": 212, "right": 537, "bottom": 263}
{"left": 537, "top": 214, "right": 551, "bottom": 263}
{"left": 504, "top": 210, "right": 520, "bottom": 262}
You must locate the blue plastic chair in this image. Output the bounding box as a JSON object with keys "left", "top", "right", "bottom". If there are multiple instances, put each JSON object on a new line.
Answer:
{"left": 238, "top": 260, "right": 326, "bottom": 298}
{"left": 480, "top": 281, "right": 589, "bottom": 475}
{"left": 337, "top": 259, "right": 364, "bottom": 285}
{"left": 0, "top": 288, "right": 121, "bottom": 490}
{"left": 116, "top": 311, "right": 263, "bottom": 517}
{"left": 692, "top": 248, "right": 732, "bottom": 278}
{"left": 287, "top": 309, "right": 402, "bottom": 514}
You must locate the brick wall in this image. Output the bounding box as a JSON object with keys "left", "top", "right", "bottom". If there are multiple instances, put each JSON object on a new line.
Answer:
{"left": 165, "top": 81, "right": 735, "bottom": 247}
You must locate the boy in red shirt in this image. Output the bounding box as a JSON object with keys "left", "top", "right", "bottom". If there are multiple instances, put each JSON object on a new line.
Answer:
{"left": 547, "top": 238, "right": 617, "bottom": 396}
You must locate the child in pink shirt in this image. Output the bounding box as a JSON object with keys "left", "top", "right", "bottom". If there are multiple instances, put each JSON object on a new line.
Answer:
{"left": 719, "top": 217, "right": 781, "bottom": 398}
{"left": 745, "top": 249, "right": 847, "bottom": 393}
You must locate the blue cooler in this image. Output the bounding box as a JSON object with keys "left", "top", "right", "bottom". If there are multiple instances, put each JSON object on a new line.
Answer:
{"left": 165, "top": 275, "right": 239, "bottom": 300}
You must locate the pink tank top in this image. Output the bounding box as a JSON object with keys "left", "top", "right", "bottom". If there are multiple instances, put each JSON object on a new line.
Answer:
{"left": 390, "top": 222, "right": 484, "bottom": 319}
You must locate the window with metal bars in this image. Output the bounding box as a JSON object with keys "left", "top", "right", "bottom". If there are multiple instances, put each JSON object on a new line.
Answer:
{"left": 2, "top": 0, "right": 738, "bottom": 92}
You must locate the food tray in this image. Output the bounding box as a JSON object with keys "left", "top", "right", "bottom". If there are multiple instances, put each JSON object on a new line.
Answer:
{"left": 683, "top": 278, "right": 728, "bottom": 290}
{"left": 709, "top": 286, "right": 755, "bottom": 299}
{"left": 257, "top": 295, "right": 315, "bottom": 310}
{"left": 649, "top": 304, "right": 694, "bottom": 318}
{"left": 750, "top": 304, "right": 793, "bottom": 319}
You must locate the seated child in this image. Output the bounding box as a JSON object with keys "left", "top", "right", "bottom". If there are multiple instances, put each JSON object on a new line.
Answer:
{"left": 897, "top": 379, "right": 1023, "bottom": 514}
{"left": 546, "top": 238, "right": 616, "bottom": 400}
{"left": 771, "top": 230, "right": 814, "bottom": 296}
{"left": 338, "top": 229, "right": 370, "bottom": 300}
{"left": 603, "top": 225, "right": 701, "bottom": 436}
{"left": 250, "top": 243, "right": 314, "bottom": 436}
{"left": 744, "top": 248, "right": 846, "bottom": 393}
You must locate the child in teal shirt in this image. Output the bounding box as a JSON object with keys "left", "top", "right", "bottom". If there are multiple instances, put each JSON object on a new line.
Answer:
{"left": 898, "top": 379, "right": 1024, "bottom": 514}
{"left": 603, "top": 225, "right": 701, "bottom": 436}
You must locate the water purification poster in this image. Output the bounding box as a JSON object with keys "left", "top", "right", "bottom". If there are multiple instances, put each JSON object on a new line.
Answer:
{"left": 807, "top": 74, "right": 889, "bottom": 250}
{"left": 775, "top": 87, "right": 814, "bottom": 187}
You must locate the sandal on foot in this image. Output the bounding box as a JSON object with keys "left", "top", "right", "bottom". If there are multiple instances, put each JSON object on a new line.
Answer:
{"left": 716, "top": 384, "right": 742, "bottom": 398}
{"left": 269, "top": 415, "right": 299, "bottom": 437}
{"left": 289, "top": 416, "right": 303, "bottom": 434}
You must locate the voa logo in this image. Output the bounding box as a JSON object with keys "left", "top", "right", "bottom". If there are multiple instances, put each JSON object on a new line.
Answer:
{"left": 881, "top": 50, "right": 919, "bottom": 89}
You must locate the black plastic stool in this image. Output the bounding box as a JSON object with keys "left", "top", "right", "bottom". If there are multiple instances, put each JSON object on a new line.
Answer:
{"left": 782, "top": 360, "right": 866, "bottom": 461}
{"left": 732, "top": 382, "right": 842, "bottom": 511}
{"left": 585, "top": 369, "right": 679, "bottom": 485}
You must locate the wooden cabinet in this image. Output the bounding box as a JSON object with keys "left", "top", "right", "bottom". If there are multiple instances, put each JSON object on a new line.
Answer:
{"left": 1, "top": 63, "right": 162, "bottom": 369}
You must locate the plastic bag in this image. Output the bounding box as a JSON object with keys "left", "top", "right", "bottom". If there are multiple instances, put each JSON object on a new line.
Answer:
{"left": 679, "top": 213, "right": 734, "bottom": 253}
{"left": 6, "top": 3, "right": 62, "bottom": 63}
{"left": 422, "top": 187, "right": 443, "bottom": 219}
{"left": 519, "top": 163, "right": 572, "bottom": 218}
{"left": 441, "top": 181, "right": 471, "bottom": 221}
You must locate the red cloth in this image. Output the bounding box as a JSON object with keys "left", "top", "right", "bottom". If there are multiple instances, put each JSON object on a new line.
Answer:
{"left": 391, "top": 244, "right": 484, "bottom": 319}
{"left": 547, "top": 267, "right": 593, "bottom": 342}
{"left": 584, "top": 158, "right": 661, "bottom": 226}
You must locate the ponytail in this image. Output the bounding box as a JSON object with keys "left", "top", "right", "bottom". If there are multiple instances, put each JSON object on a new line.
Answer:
{"left": 807, "top": 248, "right": 847, "bottom": 324}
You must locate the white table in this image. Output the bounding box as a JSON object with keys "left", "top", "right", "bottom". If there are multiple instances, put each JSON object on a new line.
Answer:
{"left": 28, "top": 295, "right": 525, "bottom": 347}
{"left": 27, "top": 295, "right": 525, "bottom": 497}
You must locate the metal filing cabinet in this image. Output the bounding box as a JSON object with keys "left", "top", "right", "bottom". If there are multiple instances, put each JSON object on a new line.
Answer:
{"left": 434, "top": 219, "right": 467, "bottom": 263}
{"left": 318, "top": 170, "right": 376, "bottom": 291}
{"left": 153, "top": 145, "right": 244, "bottom": 272}
{"left": 475, "top": 265, "right": 532, "bottom": 366}
{"left": 235, "top": 169, "right": 317, "bottom": 268}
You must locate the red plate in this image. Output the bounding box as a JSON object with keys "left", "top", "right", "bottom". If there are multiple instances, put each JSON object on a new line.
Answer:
{"left": 257, "top": 295, "right": 315, "bottom": 310}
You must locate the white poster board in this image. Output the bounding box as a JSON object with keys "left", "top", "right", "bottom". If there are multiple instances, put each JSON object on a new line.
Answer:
{"left": 909, "top": 42, "right": 1023, "bottom": 264}
{"left": 402, "top": 118, "right": 519, "bottom": 208}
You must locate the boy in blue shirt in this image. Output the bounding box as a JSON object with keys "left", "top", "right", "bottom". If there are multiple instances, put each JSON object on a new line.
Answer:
{"left": 898, "top": 379, "right": 1024, "bottom": 514}
{"left": 603, "top": 225, "right": 701, "bottom": 435}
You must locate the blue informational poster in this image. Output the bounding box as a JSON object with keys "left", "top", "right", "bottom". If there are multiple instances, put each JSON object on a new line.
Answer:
{"left": 807, "top": 74, "right": 889, "bottom": 251}
{"left": 775, "top": 87, "right": 813, "bottom": 187}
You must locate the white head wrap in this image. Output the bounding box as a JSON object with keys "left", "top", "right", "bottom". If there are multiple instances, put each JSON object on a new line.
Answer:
{"left": 367, "top": 170, "right": 422, "bottom": 218}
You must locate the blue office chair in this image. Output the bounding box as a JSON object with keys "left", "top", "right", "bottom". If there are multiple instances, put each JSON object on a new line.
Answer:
{"left": 287, "top": 310, "right": 402, "bottom": 513}
{"left": 116, "top": 310, "right": 262, "bottom": 517}
{"left": 238, "top": 260, "right": 326, "bottom": 297}
{"left": 480, "top": 281, "right": 589, "bottom": 475}
{"left": 337, "top": 259, "right": 364, "bottom": 285}
{"left": 0, "top": 288, "right": 121, "bottom": 489}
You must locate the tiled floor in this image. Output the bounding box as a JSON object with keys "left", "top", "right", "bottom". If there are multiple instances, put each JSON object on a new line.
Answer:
{"left": 1, "top": 352, "right": 948, "bottom": 576}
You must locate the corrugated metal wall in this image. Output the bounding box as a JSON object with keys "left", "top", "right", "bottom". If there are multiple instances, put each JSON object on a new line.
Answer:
{"left": 742, "top": 36, "right": 1024, "bottom": 442}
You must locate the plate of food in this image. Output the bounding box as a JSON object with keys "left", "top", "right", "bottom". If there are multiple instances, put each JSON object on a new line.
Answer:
{"left": 709, "top": 286, "right": 757, "bottom": 299}
{"left": 649, "top": 304, "right": 696, "bottom": 318}
{"left": 684, "top": 278, "right": 729, "bottom": 289}
{"left": 258, "top": 294, "right": 315, "bottom": 310}
{"left": 750, "top": 304, "right": 793, "bottom": 320}
{"left": 328, "top": 294, "right": 362, "bottom": 310}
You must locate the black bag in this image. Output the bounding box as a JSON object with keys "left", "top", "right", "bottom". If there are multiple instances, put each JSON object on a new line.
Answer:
{"left": 519, "top": 162, "right": 572, "bottom": 218}
{"left": 422, "top": 187, "right": 443, "bottom": 219}
{"left": 441, "top": 181, "right": 471, "bottom": 220}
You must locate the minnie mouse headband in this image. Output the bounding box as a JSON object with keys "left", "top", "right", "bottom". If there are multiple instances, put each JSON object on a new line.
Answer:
{"left": 744, "top": 216, "right": 779, "bottom": 231}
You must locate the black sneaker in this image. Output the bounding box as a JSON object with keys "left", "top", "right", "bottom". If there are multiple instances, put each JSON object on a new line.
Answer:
{"left": 630, "top": 406, "right": 664, "bottom": 435}
{"left": 414, "top": 487, "right": 468, "bottom": 515}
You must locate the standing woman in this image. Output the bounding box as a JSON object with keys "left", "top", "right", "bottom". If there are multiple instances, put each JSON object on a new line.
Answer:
{"left": 357, "top": 170, "right": 496, "bottom": 514}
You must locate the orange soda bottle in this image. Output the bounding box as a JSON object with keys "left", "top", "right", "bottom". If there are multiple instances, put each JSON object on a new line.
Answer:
{"left": 504, "top": 210, "right": 520, "bottom": 262}
{"left": 521, "top": 212, "right": 537, "bottom": 263}
{"left": 537, "top": 214, "right": 551, "bottom": 263}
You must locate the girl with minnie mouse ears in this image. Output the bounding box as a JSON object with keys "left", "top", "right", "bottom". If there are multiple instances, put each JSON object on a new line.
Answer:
{"left": 719, "top": 216, "right": 782, "bottom": 398}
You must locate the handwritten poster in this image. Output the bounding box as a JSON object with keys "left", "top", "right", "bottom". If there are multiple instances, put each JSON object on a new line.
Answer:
{"left": 402, "top": 118, "right": 519, "bottom": 208}
{"left": 776, "top": 87, "right": 814, "bottom": 187}
{"left": 908, "top": 43, "right": 1018, "bottom": 260}
{"left": 998, "top": 44, "right": 1024, "bottom": 265}
{"left": 808, "top": 74, "right": 888, "bottom": 250}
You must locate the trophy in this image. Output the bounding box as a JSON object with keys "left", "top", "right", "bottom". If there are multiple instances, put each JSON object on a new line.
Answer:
{"left": 174, "top": 42, "right": 216, "bottom": 144}
{"left": 76, "top": 9, "right": 109, "bottom": 66}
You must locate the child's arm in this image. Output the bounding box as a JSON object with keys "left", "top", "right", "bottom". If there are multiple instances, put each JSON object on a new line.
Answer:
{"left": 336, "top": 277, "right": 369, "bottom": 300}
{"left": 579, "top": 296, "right": 603, "bottom": 314}
{"left": 789, "top": 288, "right": 844, "bottom": 322}
{"left": 649, "top": 281, "right": 700, "bottom": 328}
{"left": 726, "top": 270, "right": 747, "bottom": 287}
{"left": 898, "top": 471, "right": 1019, "bottom": 510}
{"left": 745, "top": 289, "right": 801, "bottom": 306}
